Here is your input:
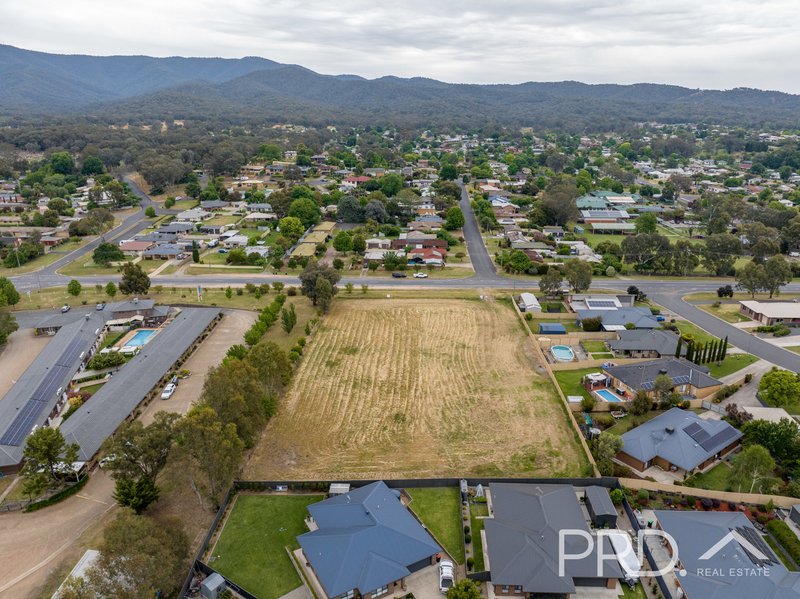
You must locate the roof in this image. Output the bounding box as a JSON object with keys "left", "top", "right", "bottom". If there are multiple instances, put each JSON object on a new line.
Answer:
{"left": 656, "top": 511, "right": 800, "bottom": 599}
{"left": 620, "top": 407, "right": 741, "bottom": 471}
{"left": 580, "top": 210, "right": 630, "bottom": 219}
{"left": 291, "top": 243, "right": 317, "bottom": 257}
{"left": 297, "top": 482, "right": 441, "bottom": 597}
{"left": 134, "top": 232, "right": 177, "bottom": 243}
{"left": 589, "top": 222, "right": 636, "bottom": 231}
{"left": 740, "top": 301, "right": 800, "bottom": 319}
{"left": 143, "top": 243, "right": 183, "bottom": 257}
{"left": 61, "top": 308, "right": 219, "bottom": 460}
{"left": 108, "top": 299, "right": 156, "bottom": 314}
{"left": 519, "top": 293, "right": 541, "bottom": 309}
{"left": 0, "top": 313, "right": 107, "bottom": 467}
{"left": 608, "top": 329, "right": 681, "bottom": 356}
{"left": 52, "top": 550, "right": 100, "bottom": 599}
{"left": 605, "top": 358, "right": 721, "bottom": 392}
{"left": 577, "top": 307, "right": 659, "bottom": 330}
{"left": 575, "top": 196, "right": 609, "bottom": 209}
{"left": 119, "top": 240, "right": 154, "bottom": 252}
{"left": 539, "top": 323, "right": 566, "bottom": 334}
{"left": 584, "top": 486, "right": 616, "bottom": 518}
{"left": 484, "top": 484, "right": 622, "bottom": 593}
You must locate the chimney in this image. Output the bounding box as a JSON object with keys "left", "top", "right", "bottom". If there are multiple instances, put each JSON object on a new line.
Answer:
{"left": 665, "top": 426, "right": 675, "bottom": 434}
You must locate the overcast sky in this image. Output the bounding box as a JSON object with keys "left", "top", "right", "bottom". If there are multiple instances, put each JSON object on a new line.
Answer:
{"left": 3, "top": 0, "right": 799, "bottom": 92}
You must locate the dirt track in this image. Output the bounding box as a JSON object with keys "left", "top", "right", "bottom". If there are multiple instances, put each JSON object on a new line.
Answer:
{"left": 245, "top": 299, "right": 584, "bottom": 480}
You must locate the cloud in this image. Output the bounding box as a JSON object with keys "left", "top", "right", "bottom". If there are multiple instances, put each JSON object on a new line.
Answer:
{"left": 2, "top": 0, "right": 798, "bottom": 92}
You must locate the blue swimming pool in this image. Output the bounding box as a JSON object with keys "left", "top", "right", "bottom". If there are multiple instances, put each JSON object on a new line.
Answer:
{"left": 595, "top": 388, "right": 624, "bottom": 403}
{"left": 550, "top": 345, "right": 575, "bottom": 362}
{"left": 125, "top": 329, "right": 158, "bottom": 347}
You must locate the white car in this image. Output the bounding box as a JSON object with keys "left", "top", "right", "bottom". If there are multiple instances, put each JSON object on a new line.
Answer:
{"left": 160, "top": 383, "right": 177, "bottom": 400}
{"left": 438, "top": 560, "right": 454, "bottom": 593}
{"left": 413, "top": 272, "right": 428, "bottom": 278}
{"left": 99, "top": 454, "right": 117, "bottom": 468}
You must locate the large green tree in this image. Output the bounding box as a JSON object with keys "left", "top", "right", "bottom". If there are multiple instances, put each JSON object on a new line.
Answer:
{"left": 0, "top": 313, "right": 18, "bottom": 345}
{"left": 287, "top": 198, "right": 321, "bottom": 229}
{"left": 759, "top": 369, "right": 800, "bottom": 407}
{"left": 702, "top": 233, "right": 742, "bottom": 276}
{"left": 444, "top": 206, "right": 465, "bottom": 231}
{"left": 299, "top": 261, "right": 341, "bottom": 304}
{"left": 762, "top": 255, "right": 792, "bottom": 298}
{"left": 729, "top": 444, "right": 777, "bottom": 494}
{"left": 0, "top": 277, "right": 20, "bottom": 306}
{"left": 119, "top": 262, "right": 151, "bottom": 295}
{"left": 22, "top": 427, "right": 79, "bottom": 489}
{"left": 278, "top": 216, "right": 305, "bottom": 244}
{"left": 563, "top": 260, "right": 593, "bottom": 293}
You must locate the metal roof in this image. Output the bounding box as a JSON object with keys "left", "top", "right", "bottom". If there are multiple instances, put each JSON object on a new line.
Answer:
{"left": 620, "top": 407, "right": 741, "bottom": 471}
{"left": 604, "top": 357, "right": 721, "bottom": 392}
{"left": 584, "top": 486, "right": 616, "bottom": 517}
{"left": 608, "top": 329, "right": 681, "bottom": 357}
{"left": 61, "top": 308, "right": 219, "bottom": 461}
{"left": 484, "top": 484, "right": 622, "bottom": 593}
{"left": 0, "top": 313, "right": 106, "bottom": 467}
{"left": 297, "top": 482, "right": 441, "bottom": 598}
{"left": 656, "top": 511, "right": 800, "bottom": 599}
{"left": 577, "top": 307, "right": 659, "bottom": 330}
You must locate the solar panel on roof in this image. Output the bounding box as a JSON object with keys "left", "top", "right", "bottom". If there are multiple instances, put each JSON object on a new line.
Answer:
{"left": 734, "top": 526, "right": 777, "bottom": 568}
{"left": 587, "top": 300, "right": 617, "bottom": 308}
{"left": 683, "top": 422, "right": 702, "bottom": 435}
{"left": 0, "top": 400, "right": 48, "bottom": 446}
{"left": 55, "top": 338, "right": 86, "bottom": 368}
{"left": 700, "top": 427, "right": 739, "bottom": 452}
{"left": 31, "top": 366, "right": 68, "bottom": 402}
{"left": 672, "top": 375, "right": 691, "bottom": 385}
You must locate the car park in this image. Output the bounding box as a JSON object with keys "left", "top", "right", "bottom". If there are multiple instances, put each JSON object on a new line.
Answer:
{"left": 160, "top": 383, "right": 177, "bottom": 400}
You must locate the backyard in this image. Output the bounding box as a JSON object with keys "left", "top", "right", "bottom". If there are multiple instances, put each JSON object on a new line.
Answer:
{"left": 684, "top": 462, "right": 731, "bottom": 492}
{"left": 469, "top": 501, "right": 489, "bottom": 572}
{"left": 209, "top": 494, "right": 322, "bottom": 599}
{"left": 406, "top": 487, "right": 464, "bottom": 564}
{"left": 245, "top": 298, "right": 587, "bottom": 480}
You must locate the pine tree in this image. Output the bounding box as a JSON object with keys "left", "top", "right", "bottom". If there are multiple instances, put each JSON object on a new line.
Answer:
{"left": 720, "top": 336, "right": 728, "bottom": 361}
{"left": 675, "top": 336, "right": 683, "bottom": 358}
{"left": 685, "top": 342, "right": 694, "bottom": 363}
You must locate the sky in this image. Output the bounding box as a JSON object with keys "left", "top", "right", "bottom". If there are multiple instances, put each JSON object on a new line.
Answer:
{"left": 2, "top": 0, "right": 799, "bottom": 93}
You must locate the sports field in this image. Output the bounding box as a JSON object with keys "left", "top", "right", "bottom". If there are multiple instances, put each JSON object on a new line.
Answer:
{"left": 245, "top": 298, "right": 586, "bottom": 479}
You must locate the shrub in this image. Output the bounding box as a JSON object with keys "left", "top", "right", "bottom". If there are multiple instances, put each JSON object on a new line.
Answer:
{"left": 464, "top": 525, "right": 470, "bottom": 534}
{"left": 637, "top": 489, "right": 650, "bottom": 503}
{"left": 744, "top": 373, "right": 753, "bottom": 384}
{"left": 581, "top": 316, "right": 602, "bottom": 332}
{"left": 464, "top": 533, "right": 472, "bottom": 544}
{"left": 581, "top": 396, "right": 596, "bottom": 412}
{"left": 466, "top": 557, "right": 474, "bottom": 570}
{"left": 525, "top": 313, "right": 533, "bottom": 321}
{"left": 287, "top": 286, "right": 297, "bottom": 296}
{"left": 767, "top": 520, "right": 800, "bottom": 565}
{"left": 609, "top": 488, "right": 624, "bottom": 505}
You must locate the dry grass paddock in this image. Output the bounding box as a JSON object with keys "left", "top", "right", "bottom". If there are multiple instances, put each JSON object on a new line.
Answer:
{"left": 244, "top": 298, "right": 586, "bottom": 480}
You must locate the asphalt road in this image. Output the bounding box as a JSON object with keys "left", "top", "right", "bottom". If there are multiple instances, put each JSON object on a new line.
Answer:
{"left": 7, "top": 180, "right": 800, "bottom": 371}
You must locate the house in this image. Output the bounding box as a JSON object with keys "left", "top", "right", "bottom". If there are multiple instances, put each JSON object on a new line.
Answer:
{"left": 158, "top": 222, "right": 195, "bottom": 235}
{"left": 390, "top": 238, "right": 447, "bottom": 251}
{"left": 588, "top": 222, "right": 636, "bottom": 234}
{"left": 142, "top": 244, "right": 184, "bottom": 260}
{"left": 575, "top": 195, "right": 609, "bottom": 210}
{"left": 407, "top": 248, "right": 445, "bottom": 265}
{"left": 248, "top": 202, "right": 274, "bottom": 213}
{"left": 199, "top": 224, "right": 228, "bottom": 235}
{"left": 543, "top": 226, "right": 564, "bottom": 238}
{"left": 579, "top": 210, "right": 630, "bottom": 224}
{"left": 616, "top": 407, "right": 741, "bottom": 475}
{"left": 483, "top": 483, "right": 623, "bottom": 597}
{"left": 365, "top": 237, "right": 391, "bottom": 250}
{"left": 604, "top": 358, "right": 722, "bottom": 401}
{"left": 576, "top": 307, "right": 659, "bottom": 331}
{"left": 223, "top": 235, "right": 249, "bottom": 248}
{"left": 244, "top": 212, "right": 276, "bottom": 224}
{"left": 655, "top": 510, "right": 800, "bottom": 599}
{"left": 118, "top": 240, "right": 155, "bottom": 255}
{"left": 297, "top": 481, "right": 442, "bottom": 599}
{"left": 608, "top": 329, "right": 682, "bottom": 359}
{"left": 134, "top": 232, "right": 178, "bottom": 244}
{"left": 175, "top": 208, "right": 211, "bottom": 222}
{"left": 363, "top": 249, "right": 404, "bottom": 266}
{"left": 739, "top": 301, "right": 800, "bottom": 326}
{"left": 199, "top": 200, "right": 228, "bottom": 211}
{"left": 568, "top": 294, "right": 635, "bottom": 312}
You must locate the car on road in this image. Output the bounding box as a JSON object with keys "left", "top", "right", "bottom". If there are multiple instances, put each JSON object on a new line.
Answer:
{"left": 160, "top": 383, "right": 177, "bottom": 400}
{"left": 391, "top": 272, "right": 407, "bottom": 278}
{"left": 60, "top": 305, "right": 70, "bottom": 313}
{"left": 413, "top": 272, "right": 428, "bottom": 278}
{"left": 438, "top": 560, "right": 454, "bottom": 593}
{"left": 95, "top": 302, "right": 105, "bottom": 311}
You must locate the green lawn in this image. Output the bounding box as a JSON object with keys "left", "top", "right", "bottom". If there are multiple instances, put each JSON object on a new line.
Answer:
{"left": 211, "top": 494, "right": 322, "bottom": 599}
{"left": 553, "top": 367, "right": 600, "bottom": 404}
{"left": 528, "top": 319, "right": 582, "bottom": 333}
{"left": 697, "top": 303, "right": 753, "bottom": 324}
{"left": 406, "top": 487, "right": 465, "bottom": 564}
{"left": 592, "top": 352, "right": 614, "bottom": 359}
{"left": 673, "top": 320, "right": 716, "bottom": 345}
{"left": 205, "top": 215, "right": 242, "bottom": 226}
{"left": 469, "top": 502, "right": 489, "bottom": 572}
{"left": 705, "top": 353, "right": 759, "bottom": 379}
{"left": 685, "top": 463, "right": 731, "bottom": 492}
{"left": 787, "top": 346, "right": 800, "bottom": 354}
{"left": 0, "top": 240, "right": 86, "bottom": 275}
{"left": 582, "top": 340, "right": 608, "bottom": 353}
{"left": 621, "top": 583, "right": 648, "bottom": 599}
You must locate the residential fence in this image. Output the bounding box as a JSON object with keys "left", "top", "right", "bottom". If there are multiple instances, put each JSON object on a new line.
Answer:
{"left": 619, "top": 477, "right": 798, "bottom": 508}
{"left": 622, "top": 497, "right": 673, "bottom": 599}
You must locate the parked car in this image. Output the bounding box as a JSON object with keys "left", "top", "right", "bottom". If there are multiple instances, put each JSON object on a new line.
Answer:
{"left": 218, "top": 248, "right": 229, "bottom": 254}
{"left": 413, "top": 272, "right": 428, "bottom": 278}
{"left": 60, "top": 305, "right": 70, "bottom": 313}
{"left": 99, "top": 454, "right": 117, "bottom": 469}
{"left": 207, "top": 239, "right": 219, "bottom": 248}
{"left": 169, "top": 374, "right": 178, "bottom": 386}
{"left": 438, "top": 560, "right": 454, "bottom": 593}
{"left": 95, "top": 302, "right": 106, "bottom": 311}
{"left": 160, "top": 383, "right": 177, "bottom": 400}
{"left": 391, "top": 272, "right": 407, "bottom": 278}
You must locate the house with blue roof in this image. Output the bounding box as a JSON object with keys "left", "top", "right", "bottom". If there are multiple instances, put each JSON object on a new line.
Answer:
{"left": 297, "top": 481, "right": 442, "bottom": 599}
{"left": 656, "top": 511, "right": 800, "bottom": 599}
{"left": 616, "top": 407, "right": 741, "bottom": 476}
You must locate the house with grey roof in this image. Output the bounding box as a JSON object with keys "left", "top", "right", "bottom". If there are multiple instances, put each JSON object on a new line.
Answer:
{"left": 608, "top": 329, "right": 683, "bottom": 359}
{"left": 603, "top": 358, "right": 722, "bottom": 401}
{"left": 158, "top": 222, "right": 195, "bottom": 234}
{"left": 297, "top": 481, "right": 441, "bottom": 599}
{"left": 576, "top": 307, "right": 659, "bottom": 331}
{"left": 616, "top": 407, "right": 741, "bottom": 475}
{"left": 655, "top": 511, "right": 800, "bottom": 599}
{"left": 484, "top": 483, "right": 623, "bottom": 597}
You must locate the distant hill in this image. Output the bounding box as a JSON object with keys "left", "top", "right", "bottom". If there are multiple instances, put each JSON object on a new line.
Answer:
{"left": 2, "top": 44, "right": 799, "bottom": 129}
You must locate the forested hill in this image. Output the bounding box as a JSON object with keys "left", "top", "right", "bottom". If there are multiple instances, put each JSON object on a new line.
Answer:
{"left": 2, "top": 44, "right": 800, "bottom": 129}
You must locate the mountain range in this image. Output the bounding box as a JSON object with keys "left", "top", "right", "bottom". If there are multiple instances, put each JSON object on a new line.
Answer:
{"left": 2, "top": 44, "right": 799, "bottom": 129}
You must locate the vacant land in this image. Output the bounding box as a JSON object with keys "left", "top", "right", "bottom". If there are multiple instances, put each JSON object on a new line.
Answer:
{"left": 406, "top": 487, "right": 464, "bottom": 564}
{"left": 210, "top": 494, "right": 322, "bottom": 599}
{"left": 246, "top": 299, "right": 585, "bottom": 480}
{"left": 697, "top": 303, "right": 753, "bottom": 323}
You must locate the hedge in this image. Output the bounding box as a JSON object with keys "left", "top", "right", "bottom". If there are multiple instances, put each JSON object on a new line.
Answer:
{"left": 25, "top": 475, "right": 89, "bottom": 512}
{"left": 767, "top": 520, "right": 800, "bottom": 565}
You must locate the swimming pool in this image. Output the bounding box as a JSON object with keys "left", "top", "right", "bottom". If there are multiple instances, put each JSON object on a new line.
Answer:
{"left": 595, "top": 388, "right": 625, "bottom": 403}
{"left": 550, "top": 345, "right": 575, "bottom": 362}
{"left": 125, "top": 329, "right": 158, "bottom": 347}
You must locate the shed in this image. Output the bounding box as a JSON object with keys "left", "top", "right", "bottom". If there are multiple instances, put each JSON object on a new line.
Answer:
{"left": 329, "top": 483, "right": 351, "bottom": 496}
{"left": 539, "top": 323, "right": 566, "bottom": 335}
{"left": 584, "top": 486, "right": 617, "bottom": 528}
{"left": 518, "top": 292, "right": 541, "bottom": 312}
{"left": 200, "top": 573, "right": 226, "bottom": 599}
